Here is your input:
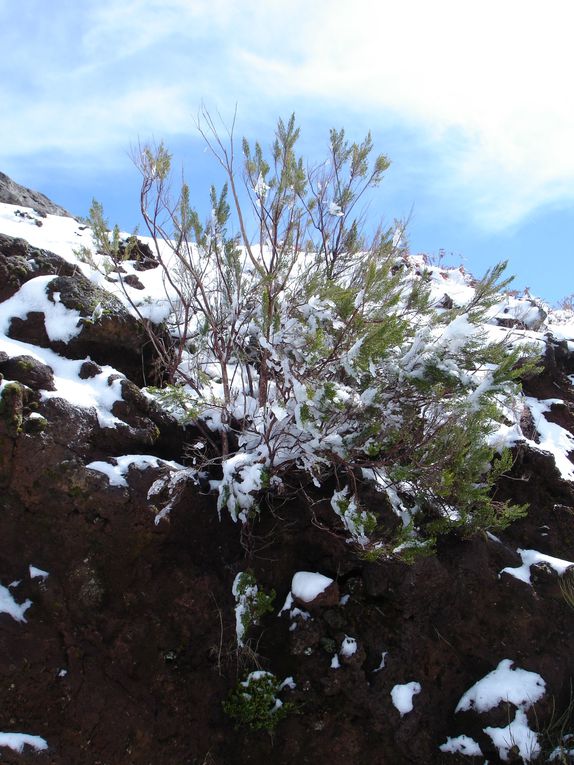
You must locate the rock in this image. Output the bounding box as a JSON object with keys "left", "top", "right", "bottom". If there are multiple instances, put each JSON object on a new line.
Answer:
{"left": 438, "top": 292, "right": 454, "bottom": 309}
{"left": 118, "top": 236, "right": 158, "bottom": 271}
{"left": 123, "top": 273, "right": 145, "bottom": 290}
{"left": 6, "top": 271, "right": 165, "bottom": 386}
{"left": 79, "top": 360, "right": 103, "bottom": 379}
{"left": 0, "top": 170, "right": 72, "bottom": 217}
{"left": 0, "top": 354, "right": 56, "bottom": 391}
{"left": 0, "top": 233, "right": 79, "bottom": 301}
{"left": 0, "top": 380, "right": 26, "bottom": 437}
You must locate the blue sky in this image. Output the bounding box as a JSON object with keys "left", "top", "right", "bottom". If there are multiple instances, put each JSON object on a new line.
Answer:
{"left": 1, "top": 0, "right": 573, "bottom": 303}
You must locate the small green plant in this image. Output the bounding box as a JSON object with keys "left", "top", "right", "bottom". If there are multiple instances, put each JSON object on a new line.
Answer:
{"left": 145, "top": 384, "right": 201, "bottom": 425}
{"left": 330, "top": 487, "right": 377, "bottom": 547}
{"left": 232, "top": 571, "right": 275, "bottom": 647}
{"left": 223, "top": 671, "right": 293, "bottom": 731}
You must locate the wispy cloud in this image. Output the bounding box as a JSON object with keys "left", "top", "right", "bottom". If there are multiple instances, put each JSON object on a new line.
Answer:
{"left": 1, "top": 0, "right": 573, "bottom": 231}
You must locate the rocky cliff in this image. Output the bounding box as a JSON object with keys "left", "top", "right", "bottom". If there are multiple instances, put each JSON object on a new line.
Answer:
{"left": 0, "top": 174, "right": 573, "bottom": 765}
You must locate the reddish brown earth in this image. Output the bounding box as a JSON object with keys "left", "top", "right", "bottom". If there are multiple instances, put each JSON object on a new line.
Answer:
{"left": 0, "top": 235, "right": 574, "bottom": 764}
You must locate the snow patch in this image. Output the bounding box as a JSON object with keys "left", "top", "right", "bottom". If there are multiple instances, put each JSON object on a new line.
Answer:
{"left": 439, "top": 734, "right": 482, "bottom": 757}
{"left": 391, "top": 682, "right": 421, "bottom": 716}
{"left": 456, "top": 659, "right": 545, "bottom": 713}
{"left": 501, "top": 549, "right": 574, "bottom": 585}
{"left": 484, "top": 709, "right": 540, "bottom": 762}
{"left": 0, "top": 583, "right": 31, "bottom": 622}
{"left": 340, "top": 636, "right": 357, "bottom": 657}
{"left": 29, "top": 566, "right": 49, "bottom": 580}
{"left": 290, "top": 571, "right": 333, "bottom": 603}
{"left": 87, "top": 454, "right": 184, "bottom": 488}
{"left": 0, "top": 732, "right": 48, "bottom": 754}
{"left": 524, "top": 397, "right": 574, "bottom": 481}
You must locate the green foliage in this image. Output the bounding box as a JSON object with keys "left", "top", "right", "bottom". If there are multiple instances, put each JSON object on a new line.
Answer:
{"left": 232, "top": 571, "right": 275, "bottom": 647}
{"left": 145, "top": 384, "right": 200, "bottom": 425}
{"left": 223, "top": 672, "right": 293, "bottom": 731}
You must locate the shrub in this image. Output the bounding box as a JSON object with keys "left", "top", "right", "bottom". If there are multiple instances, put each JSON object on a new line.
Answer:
{"left": 84, "top": 112, "right": 534, "bottom": 554}
{"left": 223, "top": 671, "right": 293, "bottom": 731}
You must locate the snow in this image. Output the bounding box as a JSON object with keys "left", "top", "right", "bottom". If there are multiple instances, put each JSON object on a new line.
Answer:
{"left": 548, "top": 736, "right": 574, "bottom": 761}
{"left": 330, "top": 654, "right": 341, "bottom": 669}
{"left": 373, "top": 652, "right": 388, "bottom": 672}
{"left": 456, "top": 659, "right": 545, "bottom": 713}
{"left": 0, "top": 329, "right": 126, "bottom": 428}
{"left": 232, "top": 571, "right": 259, "bottom": 647}
{"left": 29, "top": 565, "right": 49, "bottom": 580}
{"left": 0, "top": 276, "right": 82, "bottom": 342}
{"left": 290, "top": 571, "right": 333, "bottom": 603}
{"left": 254, "top": 173, "right": 270, "bottom": 199}
{"left": 490, "top": 295, "right": 546, "bottom": 330}
{"left": 484, "top": 709, "right": 540, "bottom": 762}
{"left": 501, "top": 549, "right": 574, "bottom": 585}
{"left": 0, "top": 203, "right": 92, "bottom": 264}
{"left": 439, "top": 734, "right": 483, "bottom": 757}
{"left": 87, "top": 454, "right": 184, "bottom": 488}
{"left": 0, "top": 732, "right": 48, "bottom": 754}
{"left": 340, "top": 636, "right": 357, "bottom": 657}
{"left": 0, "top": 583, "right": 31, "bottom": 622}
{"left": 524, "top": 397, "right": 574, "bottom": 481}
{"left": 391, "top": 682, "right": 421, "bottom": 716}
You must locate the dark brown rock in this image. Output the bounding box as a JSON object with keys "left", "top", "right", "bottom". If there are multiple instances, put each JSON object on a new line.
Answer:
{"left": 0, "top": 354, "right": 55, "bottom": 391}
{"left": 0, "top": 233, "right": 79, "bottom": 301}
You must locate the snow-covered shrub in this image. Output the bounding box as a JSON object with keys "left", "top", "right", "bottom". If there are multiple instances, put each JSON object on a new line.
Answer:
{"left": 87, "top": 113, "right": 534, "bottom": 555}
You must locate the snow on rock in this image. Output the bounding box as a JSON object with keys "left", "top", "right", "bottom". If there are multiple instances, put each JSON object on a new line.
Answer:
{"left": 501, "top": 549, "right": 574, "bottom": 585}
{"left": 524, "top": 397, "right": 574, "bottom": 481}
{"left": 0, "top": 276, "right": 82, "bottom": 342}
{"left": 86, "top": 454, "right": 184, "bottom": 488}
{"left": 340, "top": 636, "right": 357, "bottom": 657}
{"left": 0, "top": 732, "right": 48, "bottom": 754}
{"left": 490, "top": 295, "right": 547, "bottom": 330}
{"left": 456, "top": 659, "right": 545, "bottom": 713}
{"left": 290, "top": 571, "right": 334, "bottom": 604}
{"left": 0, "top": 331, "right": 126, "bottom": 429}
{"left": 0, "top": 202, "right": 92, "bottom": 264}
{"left": 29, "top": 566, "right": 49, "bottom": 580}
{"left": 439, "top": 734, "right": 482, "bottom": 757}
{"left": 0, "top": 583, "right": 31, "bottom": 622}
{"left": 484, "top": 709, "right": 540, "bottom": 762}
{"left": 391, "top": 682, "right": 421, "bottom": 716}
{"left": 373, "top": 651, "right": 388, "bottom": 673}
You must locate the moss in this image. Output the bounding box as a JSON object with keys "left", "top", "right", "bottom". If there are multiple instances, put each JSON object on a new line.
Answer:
{"left": 23, "top": 415, "right": 47, "bottom": 434}
{"left": 16, "top": 358, "right": 35, "bottom": 372}
{"left": 0, "top": 382, "right": 24, "bottom": 434}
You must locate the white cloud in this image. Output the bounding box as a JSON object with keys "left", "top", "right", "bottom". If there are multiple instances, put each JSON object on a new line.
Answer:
{"left": 1, "top": 0, "right": 573, "bottom": 229}
{"left": 231, "top": 0, "right": 574, "bottom": 228}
